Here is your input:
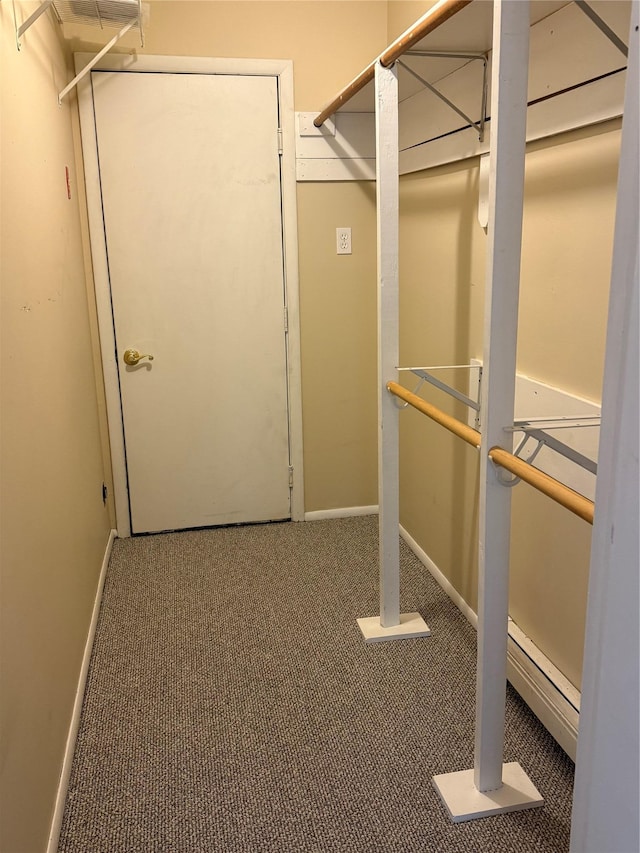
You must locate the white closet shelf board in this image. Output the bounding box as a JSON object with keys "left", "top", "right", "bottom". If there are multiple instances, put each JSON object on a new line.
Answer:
{"left": 297, "top": 0, "right": 630, "bottom": 179}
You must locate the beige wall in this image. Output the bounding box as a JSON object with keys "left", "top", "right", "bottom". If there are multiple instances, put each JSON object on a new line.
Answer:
{"left": 139, "top": 1, "right": 388, "bottom": 113}
{"left": 398, "top": 123, "right": 621, "bottom": 688}
{"left": 387, "top": 0, "right": 434, "bottom": 40}
{"left": 0, "top": 5, "right": 112, "bottom": 852}
{"left": 399, "top": 159, "right": 485, "bottom": 607}
{"left": 297, "top": 181, "right": 378, "bottom": 511}
{"left": 508, "top": 124, "right": 620, "bottom": 685}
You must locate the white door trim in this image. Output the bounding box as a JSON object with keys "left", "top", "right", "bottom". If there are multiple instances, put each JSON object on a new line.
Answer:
{"left": 76, "top": 54, "right": 304, "bottom": 537}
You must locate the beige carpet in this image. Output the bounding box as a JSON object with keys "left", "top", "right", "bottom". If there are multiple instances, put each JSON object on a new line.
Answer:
{"left": 58, "top": 517, "right": 575, "bottom": 852}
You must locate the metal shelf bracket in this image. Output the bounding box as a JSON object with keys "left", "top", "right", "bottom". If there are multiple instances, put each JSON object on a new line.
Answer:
{"left": 399, "top": 51, "right": 489, "bottom": 142}
{"left": 574, "top": 0, "right": 628, "bottom": 58}
{"left": 13, "top": 0, "right": 55, "bottom": 50}
{"left": 58, "top": 19, "right": 136, "bottom": 104}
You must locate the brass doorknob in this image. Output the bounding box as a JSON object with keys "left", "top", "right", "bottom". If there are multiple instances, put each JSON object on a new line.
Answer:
{"left": 123, "top": 348, "right": 154, "bottom": 366}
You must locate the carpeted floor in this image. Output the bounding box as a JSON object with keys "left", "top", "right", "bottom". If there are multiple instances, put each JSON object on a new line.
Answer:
{"left": 58, "top": 516, "right": 575, "bottom": 852}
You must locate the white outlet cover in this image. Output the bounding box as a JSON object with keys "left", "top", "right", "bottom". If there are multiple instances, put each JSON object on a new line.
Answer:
{"left": 336, "top": 227, "right": 352, "bottom": 254}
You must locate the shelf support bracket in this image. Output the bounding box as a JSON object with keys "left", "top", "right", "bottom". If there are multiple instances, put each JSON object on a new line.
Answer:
{"left": 58, "top": 19, "right": 135, "bottom": 104}
{"left": 574, "top": 0, "right": 628, "bottom": 58}
{"left": 399, "top": 53, "right": 488, "bottom": 142}
{"left": 13, "top": 0, "right": 54, "bottom": 50}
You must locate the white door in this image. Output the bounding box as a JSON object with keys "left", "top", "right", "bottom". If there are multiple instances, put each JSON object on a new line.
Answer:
{"left": 91, "top": 70, "right": 292, "bottom": 534}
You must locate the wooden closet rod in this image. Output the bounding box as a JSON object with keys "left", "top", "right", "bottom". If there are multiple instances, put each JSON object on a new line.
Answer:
{"left": 380, "top": 0, "right": 473, "bottom": 67}
{"left": 488, "top": 448, "right": 595, "bottom": 524}
{"left": 387, "top": 381, "right": 481, "bottom": 448}
{"left": 386, "top": 381, "right": 595, "bottom": 524}
{"left": 313, "top": 61, "right": 376, "bottom": 129}
{"left": 314, "top": 0, "right": 473, "bottom": 128}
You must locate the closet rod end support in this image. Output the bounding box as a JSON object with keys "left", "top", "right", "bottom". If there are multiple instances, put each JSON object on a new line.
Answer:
{"left": 356, "top": 612, "right": 431, "bottom": 643}
{"left": 433, "top": 762, "right": 544, "bottom": 823}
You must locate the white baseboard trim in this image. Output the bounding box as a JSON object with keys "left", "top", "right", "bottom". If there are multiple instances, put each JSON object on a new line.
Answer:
{"left": 400, "top": 526, "right": 478, "bottom": 628}
{"left": 304, "top": 505, "right": 378, "bottom": 521}
{"left": 47, "top": 528, "right": 116, "bottom": 853}
{"left": 399, "top": 525, "right": 579, "bottom": 760}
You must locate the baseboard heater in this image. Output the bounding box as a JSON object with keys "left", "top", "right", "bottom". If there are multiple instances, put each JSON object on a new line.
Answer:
{"left": 506, "top": 619, "right": 579, "bottom": 760}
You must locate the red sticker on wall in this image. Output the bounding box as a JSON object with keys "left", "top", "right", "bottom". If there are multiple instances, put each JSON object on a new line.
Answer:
{"left": 65, "top": 166, "right": 71, "bottom": 200}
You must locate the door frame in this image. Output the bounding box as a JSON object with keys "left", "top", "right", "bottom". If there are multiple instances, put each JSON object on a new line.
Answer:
{"left": 76, "top": 54, "right": 305, "bottom": 537}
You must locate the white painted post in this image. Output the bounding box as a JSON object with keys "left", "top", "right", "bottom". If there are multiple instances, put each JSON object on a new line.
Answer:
{"left": 433, "top": 0, "right": 543, "bottom": 819}
{"left": 376, "top": 60, "right": 401, "bottom": 630}
{"left": 356, "top": 60, "right": 430, "bottom": 643}
{"left": 474, "top": 0, "right": 531, "bottom": 793}
{"left": 570, "top": 5, "right": 639, "bottom": 851}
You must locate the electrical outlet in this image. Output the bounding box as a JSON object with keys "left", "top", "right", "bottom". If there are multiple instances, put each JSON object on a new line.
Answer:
{"left": 336, "top": 227, "right": 352, "bottom": 255}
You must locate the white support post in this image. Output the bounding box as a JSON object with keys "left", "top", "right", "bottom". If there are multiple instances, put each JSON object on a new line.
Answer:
{"left": 473, "top": 0, "right": 530, "bottom": 794}
{"left": 433, "top": 0, "right": 543, "bottom": 820}
{"left": 570, "top": 5, "right": 639, "bottom": 851}
{"left": 376, "top": 59, "right": 401, "bottom": 630}
{"left": 356, "top": 60, "right": 430, "bottom": 644}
